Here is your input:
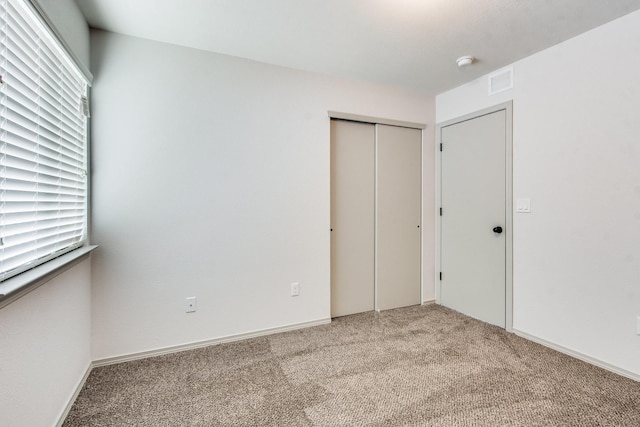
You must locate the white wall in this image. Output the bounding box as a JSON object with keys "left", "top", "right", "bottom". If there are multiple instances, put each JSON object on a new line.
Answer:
{"left": 89, "top": 30, "right": 435, "bottom": 360}
{"left": 437, "top": 10, "right": 640, "bottom": 376}
{"left": 0, "top": 259, "right": 92, "bottom": 426}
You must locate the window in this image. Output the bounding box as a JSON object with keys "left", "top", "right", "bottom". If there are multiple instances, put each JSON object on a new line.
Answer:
{"left": 0, "top": 0, "right": 89, "bottom": 282}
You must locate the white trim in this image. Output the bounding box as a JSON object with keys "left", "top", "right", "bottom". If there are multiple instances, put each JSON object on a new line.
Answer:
{"left": 93, "top": 317, "right": 332, "bottom": 367}
{"left": 422, "top": 299, "right": 435, "bottom": 305}
{"left": 504, "top": 104, "right": 514, "bottom": 332}
{"left": 435, "top": 132, "right": 441, "bottom": 305}
{"left": 56, "top": 364, "right": 93, "bottom": 427}
{"left": 513, "top": 329, "right": 640, "bottom": 382}
{"left": 328, "top": 111, "right": 426, "bottom": 130}
{"left": 0, "top": 246, "right": 98, "bottom": 310}
{"left": 373, "top": 125, "right": 379, "bottom": 311}
{"left": 420, "top": 128, "right": 424, "bottom": 306}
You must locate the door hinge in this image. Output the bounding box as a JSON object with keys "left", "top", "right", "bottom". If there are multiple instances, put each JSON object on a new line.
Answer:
{"left": 440, "top": 143, "right": 443, "bottom": 152}
{"left": 439, "top": 272, "right": 442, "bottom": 281}
{"left": 439, "top": 207, "right": 442, "bottom": 216}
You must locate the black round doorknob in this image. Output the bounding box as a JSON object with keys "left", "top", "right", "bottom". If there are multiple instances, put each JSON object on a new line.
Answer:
{"left": 492, "top": 226, "right": 503, "bottom": 234}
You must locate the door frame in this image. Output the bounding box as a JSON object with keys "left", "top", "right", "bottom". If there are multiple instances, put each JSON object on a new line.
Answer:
{"left": 435, "top": 101, "right": 513, "bottom": 332}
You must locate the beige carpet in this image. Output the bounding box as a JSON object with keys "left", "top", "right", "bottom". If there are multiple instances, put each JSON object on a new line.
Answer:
{"left": 64, "top": 304, "right": 640, "bottom": 426}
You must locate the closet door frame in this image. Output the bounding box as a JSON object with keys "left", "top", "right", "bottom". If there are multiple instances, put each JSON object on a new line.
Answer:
{"left": 329, "top": 111, "right": 427, "bottom": 315}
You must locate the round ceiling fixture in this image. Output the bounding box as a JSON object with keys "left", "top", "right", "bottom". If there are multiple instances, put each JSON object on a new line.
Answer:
{"left": 456, "top": 56, "right": 475, "bottom": 68}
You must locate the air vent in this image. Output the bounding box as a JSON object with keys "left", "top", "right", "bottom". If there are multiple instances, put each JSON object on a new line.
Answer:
{"left": 488, "top": 67, "right": 513, "bottom": 95}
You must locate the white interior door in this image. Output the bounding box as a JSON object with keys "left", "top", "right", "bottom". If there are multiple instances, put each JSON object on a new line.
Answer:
{"left": 330, "top": 120, "right": 375, "bottom": 317}
{"left": 376, "top": 124, "right": 422, "bottom": 311}
{"left": 440, "top": 110, "right": 507, "bottom": 327}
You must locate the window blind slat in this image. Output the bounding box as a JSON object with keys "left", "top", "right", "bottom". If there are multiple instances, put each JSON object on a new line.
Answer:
{"left": 2, "top": 164, "right": 84, "bottom": 188}
{"left": 1, "top": 153, "right": 84, "bottom": 182}
{"left": 1, "top": 181, "right": 85, "bottom": 198}
{"left": 2, "top": 134, "right": 85, "bottom": 175}
{"left": 36, "top": 105, "right": 85, "bottom": 145}
{"left": 11, "top": 182, "right": 84, "bottom": 194}
{"left": 3, "top": 44, "right": 38, "bottom": 78}
{"left": 2, "top": 207, "right": 83, "bottom": 221}
{"left": 0, "top": 236, "right": 83, "bottom": 268}
{"left": 2, "top": 223, "right": 84, "bottom": 246}
{"left": 3, "top": 69, "right": 40, "bottom": 104}
{"left": 2, "top": 120, "right": 76, "bottom": 155}
{"left": 2, "top": 222, "right": 84, "bottom": 244}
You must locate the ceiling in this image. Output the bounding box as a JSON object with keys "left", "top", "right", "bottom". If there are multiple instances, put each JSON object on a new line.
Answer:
{"left": 76, "top": 0, "right": 640, "bottom": 95}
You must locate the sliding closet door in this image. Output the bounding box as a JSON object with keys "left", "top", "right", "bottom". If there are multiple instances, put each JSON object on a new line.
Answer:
{"left": 376, "top": 125, "right": 422, "bottom": 311}
{"left": 330, "top": 120, "right": 375, "bottom": 317}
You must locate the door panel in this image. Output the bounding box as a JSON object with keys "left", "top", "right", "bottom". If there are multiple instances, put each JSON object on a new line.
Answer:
{"left": 330, "top": 120, "right": 375, "bottom": 317}
{"left": 440, "top": 110, "right": 506, "bottom": 327}
{"left": 376, "top": 124, "right": 422, "bottom": 311}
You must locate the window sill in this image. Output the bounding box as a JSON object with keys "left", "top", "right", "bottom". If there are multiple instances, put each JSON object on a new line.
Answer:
{"left": 0, "top": 245, "right": 98, "bottom": 310}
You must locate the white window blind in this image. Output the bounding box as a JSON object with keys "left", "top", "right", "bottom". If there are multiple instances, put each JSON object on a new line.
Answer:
{"left": 0, "top": 0, "right": 89, "bottom": 282}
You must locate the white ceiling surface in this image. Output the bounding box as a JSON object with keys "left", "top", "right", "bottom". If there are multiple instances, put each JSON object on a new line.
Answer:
{"left": 76, "top": 0, "right": 640, "bottom": 95}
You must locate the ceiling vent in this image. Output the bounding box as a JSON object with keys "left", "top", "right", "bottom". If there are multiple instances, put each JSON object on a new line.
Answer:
{"left": 488, "top": 67, "right": 513, "bottom": 95}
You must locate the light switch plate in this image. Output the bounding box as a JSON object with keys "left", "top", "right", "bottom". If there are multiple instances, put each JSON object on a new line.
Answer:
{"left": 516, "top": 198, "right": 531, "bottom": 213}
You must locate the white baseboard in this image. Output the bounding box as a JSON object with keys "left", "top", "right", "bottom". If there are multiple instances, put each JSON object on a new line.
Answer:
{"left": 513, "top": 329, "right": 640, "bottom": 382}
{"left": 56, "top": 363, "right": 93, "bottom": 427}
{"left": 422, "top": 299, "right": 435, "bottom": 305}
{"left": 93, "top": 317, "right": 332, "bottom": 367}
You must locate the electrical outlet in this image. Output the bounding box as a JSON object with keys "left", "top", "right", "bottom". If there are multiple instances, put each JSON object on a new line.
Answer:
{"left": 185, "top": 297, "right": 197, "bottom": 313}
{"left": 637, "top": 316, "right": 640, "bottom": 335}
{"left": 290, "top": 282, "right": 299, "bottom": 297}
